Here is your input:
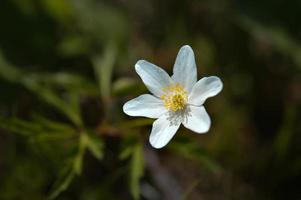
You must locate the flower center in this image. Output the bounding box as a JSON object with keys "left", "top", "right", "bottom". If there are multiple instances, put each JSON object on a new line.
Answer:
{"left": 161, "top": 83, "right": 188, "bottom": 112}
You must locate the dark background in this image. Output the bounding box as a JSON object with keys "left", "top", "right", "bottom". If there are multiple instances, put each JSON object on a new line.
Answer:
{"left": 0, "top": 0, "right": 300, "bottom": 199}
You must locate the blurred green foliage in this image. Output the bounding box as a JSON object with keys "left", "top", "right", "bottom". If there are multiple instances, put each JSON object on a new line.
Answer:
{"left": 0, "top": 0, "right": 300, "bottom": 199}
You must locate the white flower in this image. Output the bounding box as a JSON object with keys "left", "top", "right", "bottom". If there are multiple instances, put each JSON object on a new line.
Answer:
{"left": 123, "top": 45, "right": 223, "bottom": 149}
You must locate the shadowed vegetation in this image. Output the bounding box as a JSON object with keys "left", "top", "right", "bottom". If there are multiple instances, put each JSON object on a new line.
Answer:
{"left": 0, "top": 0, "right": 300, "bottom": 199}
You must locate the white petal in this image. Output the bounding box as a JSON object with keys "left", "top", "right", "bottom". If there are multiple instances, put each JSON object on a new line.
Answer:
{"left": 135, "top": 60, "right": 173, "bottom": 97}
{"left": 149, "top": 114, "right": 181, "bottom": 149}
{"left": 188, "top": 76, "right": 223, "bottom": 106}
{"left": 172, "top": 45, "right": 197, "bottom": 93}
{"left": 182, "top": 105, "right": 211, "bottom": 133}
{"left": 123, "top": 94, "right": 167, "bottom": 118}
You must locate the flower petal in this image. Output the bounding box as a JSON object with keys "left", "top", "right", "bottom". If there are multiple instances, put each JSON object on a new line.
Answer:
{"left": 172, "top": 45, "right": 197, "bottom": 93}
{"left": 188, "top": 76, "right": 223, "bottom": 106}
{"left": 123, "top": 94, "right": 167, "bottom": 118}
{"left": 182, "top": 105, "right": 211, "bottom": 133}
{"left": 135, "top": 60, "right": 173, "bottom": 97}
{"left": 149, "top": 114, "right": 181, "bottom": 149}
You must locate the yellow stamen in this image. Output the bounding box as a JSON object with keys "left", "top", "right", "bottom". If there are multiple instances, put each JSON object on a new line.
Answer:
{"left": 161, "top": 83, "right": 188, "bottom": 112}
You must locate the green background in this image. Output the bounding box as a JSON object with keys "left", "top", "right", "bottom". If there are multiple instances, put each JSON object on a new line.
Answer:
{"left": 0, "top": 0, "right": 300, "bottom": 199}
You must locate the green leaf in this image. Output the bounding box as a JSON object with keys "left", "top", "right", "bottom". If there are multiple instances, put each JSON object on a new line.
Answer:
{"left": 119, "top": 146, "right": 133, "bottom": 160}
{"left": 0, "top": 52, "right": 22, "bottom": 82}
{"left": 23, "top": 77, "right": 83, "bottom": 126}
{"left": 0, "top": 116, "right": 77, "bottom": 142}
{"left": 169, "top": 138, "right": 222, "bottom": 174}
{"left": 73, "top": 133, "right": 87, "bottom": 175}
{"left": 273, "top": 105, "right": 296, "bottom": 160}
{"left": 118, "top": 119, "right": 154, "bottom": 129}
{"left": 41, "top": 0, "right": 73, "bottom": 24}
{"left": 0, "top": 117, "right": 42, "bottom": 136}
{"left": 31, "top": 114, "right": 76, "bottom": 132}
{"left": 0, "top": 53, "right": 85, "bottom": 126}
{"left": 239, "top": 15, "right": 301, "bottom": 69}
{"left": 49, "top": 164, "right": 76, "bottom": 200}
{"left": 58, "top": 35, "right": 90, "bottom": 57}
{"left": 130, "top": 143, "right": 144, "bottom": 200}
{"left": 72, "top": 0, "right": 129, "bottom": 43}
{"left": 92, "top": 44, "right": 116, "bottom": 101}
{"left": 42, "top": 72, "right": 98, "bottom": 96}
{"left": 49, "top": 131, "right": 98, "bottom": 199}
{"left": 85, "top": 132, "right": 104, "bottom": 160}
{"left": 181, "top": 179, "right": 201, "bottom": 200}
{"left": 112, "top": 78, "right": 145, "bottom": 96}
